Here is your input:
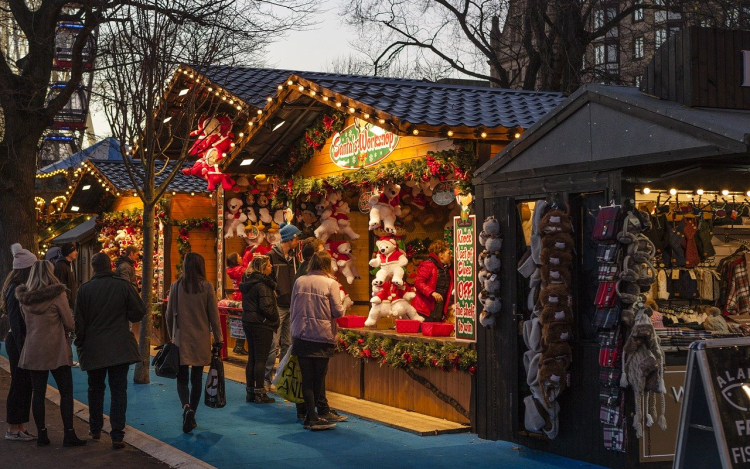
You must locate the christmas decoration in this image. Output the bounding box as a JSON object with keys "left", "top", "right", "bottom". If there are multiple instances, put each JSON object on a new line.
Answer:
{"left": 329, "top": 191, "right": 360, "bottom": 240}
{"left": 367, "top": 183, "right": 401, "bottom": 234}
{"left": 274, "top": 111, "right": 347, "bottom": 180}
{"left": 224, "top": 197, "right": 247, "bottom": 239}
{"left": 174, "top": 217, "right": 217, "bottom": 272}
{"left": 335, "top": 330, "right": 477, "bottom": 374}
{"left": 327, "top": 240, "right": 360, "bottom": 284}
{"left": 369, "top": 237, "right": 408, "bottom": 287}
{"left": 182, "top": 115, "right": 236, "bottom": 192}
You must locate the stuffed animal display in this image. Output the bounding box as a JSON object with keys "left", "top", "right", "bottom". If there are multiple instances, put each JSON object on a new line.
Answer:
{"left": 182, "top": 116, "right": 236, "bottom": 192}
{"left": 368, "top": 183, "right": 401, "bottom": 234}
{"left": 369, "top": 236, "right": 408, "bottom": 287}
{"left": 477, "top": 216, "right": 503, "bottom": 327}
{"left": 519, "top": 201, "right": 574, "bottom": 441}
{"left": 224, "top": 198, "right": 247, "bottom": 239}
{"left": 327, "top": 240, "right": 361, "bottom": 284}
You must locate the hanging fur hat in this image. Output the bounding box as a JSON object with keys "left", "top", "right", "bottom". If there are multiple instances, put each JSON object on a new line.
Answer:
{"left": 541, "top": 321, "right": 572, "bottom": 347}
{"left": 539, "top": 284, "right": 572, "bottom": 308}
{"left": 539, "top": 209, "right": 572, "bottom": 235}
{"left": 540, "top": 303, "right": 573, "bottom": 325}
{"left": 541, "top": 231, "right": 575, "bottom": 252}
{"left": 540, "top": 265, "right": 572, "bottom": 287}
{"left": 540, "top": 248, "right": 573, "bottom": 268}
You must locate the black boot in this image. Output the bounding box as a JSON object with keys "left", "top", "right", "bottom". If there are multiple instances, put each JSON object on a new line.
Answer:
{"left": 254, "top": 388, "right": 275, "bottom": 404}
{"left": 246, "top": 387, "right": 255, "bottom": 403}
{"left": 37, "top": 428, "right": 50, "bottom": 447}
{"left": 63, "top": 429, "right": 87, "bottom": 447}
{"left": 233, "top": 339, "right": 248, "bottom": 355}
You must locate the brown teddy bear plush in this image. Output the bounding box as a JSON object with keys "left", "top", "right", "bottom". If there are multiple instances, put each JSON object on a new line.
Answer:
{"left": 542, "top": 321, "right": 572, "bottom": 346}
{"left": 539, "top": 284, "right": 572, "bottom": 309}
{"left": 539, "top": 209, "right": 572, "bottom": 235}
{"left": 541, "top": 231, "right": 575, "bottom": 253}
{"left": 540, "top": 303, "right": 573, "bottom": 325}
{"left": 541, "top": 264, "right": 571, "bottom": 287}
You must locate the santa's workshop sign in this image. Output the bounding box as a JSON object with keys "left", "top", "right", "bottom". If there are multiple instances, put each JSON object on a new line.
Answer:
{"left": 329, "top": 120, "right": 398, "bottom": 169}
{"left": 454, "top": 215, "right": 476, "bottom": 342}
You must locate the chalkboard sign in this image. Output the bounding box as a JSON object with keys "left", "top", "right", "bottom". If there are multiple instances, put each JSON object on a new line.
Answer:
{"left": 674, "top": 338, "right": 750, "bottom": 469}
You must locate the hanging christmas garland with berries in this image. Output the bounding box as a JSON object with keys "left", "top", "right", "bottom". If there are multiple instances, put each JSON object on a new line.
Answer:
{"left": 274, "top": 111, "right": 347, "bottom": 180}
{"left": 272, "top": 140, "right": 476, "bottom": 206}
{"left": 336, "top": 330, "right": 476, "bottom": 418}
{"left": 173, "top": 217, "right": 217, "bottom": 272}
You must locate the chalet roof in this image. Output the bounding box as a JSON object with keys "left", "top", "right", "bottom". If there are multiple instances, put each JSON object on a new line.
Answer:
{"left": 90, "top": 160, "right": 209, "bottom": 193}
{"left": 196, "top": 66, "right": 565, "bottom": 131}
{"left": 38, "top": 137, "right": 123, "bottom": 175}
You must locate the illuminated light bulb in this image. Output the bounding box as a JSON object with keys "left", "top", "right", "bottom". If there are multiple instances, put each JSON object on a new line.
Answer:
{"left": 697, "top": 189, "right": 704, "bottom": 195}
{"left": 277, "top": 85, "right": 283, "bottom": 91}
{"left": 248, "top": 122, "right": 254, "bottom": 127}
{"left": 379, "top": 119, "right": 385, "bottom": 125}
{"left": 236, "top": 105, "right": 242, "bottom": 110}
{"left": 287, "top": 80, "right": 293, "bottom": 86}
{"left": 267, "top": 97, "right": 273, "bottom": 102}
{"left": 642, "top": 188, "right": 651, "bottom": 194}
{"left": 348, "top": 107, "right": 355, "bottom": 113}
{"left": 323, "top": 96, "right": 329, "bottom": 101}
{"left": 514, "top": 132, "right": 522, "bottom": 139}
{"left": 229, "top": 99, "right": 234, "bottom": 104}
{"left": 412, "top": 129, "right": 419, "bottom": 136}
{"left": 481, "top": 132, "right": 487, "bottom": 138}
{"left": 722, "top": 189, "right": 730, "bottom": 196}
{"left": 669, "top": 188, "right": 677, "bottom": 196}
{"left": 214, "top": 92, "right": 219, "bottom": 96}
{"left": 239, "top": 132, "right": 244, "bottom": 137}
{"left": 364, "top": 113, "right": 370, "bottom": 119}
{"left": 310, "top": 90, "right": 316, "bottom": 96}
{"left": 257, "top": 110, "right": 263, "bottom": 115}
{"left": 298, "top": 85, "right": 305, "bottom": 92}
{"left": 221, "top": 96, "right": 226, "bottom": 101}
{"left": 447, "top": 130, "right": 454, "bottom": 137}
{"left": 208, "top": 87, "right": 213, "bottom": 91}
{"left": 190, "top": 192, "right": 195, "bottom": 196}
{"left": 172, "top": 191, "right": 176, "bottom": 195}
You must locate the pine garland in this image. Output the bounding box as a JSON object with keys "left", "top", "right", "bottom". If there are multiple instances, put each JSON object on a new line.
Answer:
{"left": 275, "top": 111, "right": 347, "bottom": 179}
{"left": 272, "top": 140, "right": 476, "bottom": 205}
{"left": 335, "top": 330, "right": 477, "bottom": 375}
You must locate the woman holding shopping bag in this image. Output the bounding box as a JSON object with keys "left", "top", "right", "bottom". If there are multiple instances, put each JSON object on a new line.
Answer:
{"left": 165, "top": 253, "right": 223, "bottom": 434}
{"left": 290, "top": 251, "right": 346, "bottom": 431}
{"left": 239, "top": 255, "right": 279, "bottom": 404}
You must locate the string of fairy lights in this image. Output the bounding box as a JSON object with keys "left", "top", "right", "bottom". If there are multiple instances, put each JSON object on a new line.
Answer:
{"left": 171, "top": 66, "right": 524, "bottom": 169}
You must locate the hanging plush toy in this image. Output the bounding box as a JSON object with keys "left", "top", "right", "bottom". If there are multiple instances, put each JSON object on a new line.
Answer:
{"left": 255, "top": 193, "right": 273, "bottom": 225}
{"left": 314, "top": 197, "right": 339, "bottom": 242}
{"left": 367, "top": 183, "right": 401, "bottom": 234}
{"left": 369, "top": 236, "right": 408, "bottom": 286}
{"left": 224, "top": 197, "right": 247, "bottom": 239}
{"left": 329, "top": 192, "right": 360, "bottom": 240}
{"left": 328, "top": 240, "right": 361, "bottom": 284}
{"left": 390, "top": 284, "right": 423, "bottom": 321}
{"left": 182, "top": 116, "right": 236, "bottom": 192}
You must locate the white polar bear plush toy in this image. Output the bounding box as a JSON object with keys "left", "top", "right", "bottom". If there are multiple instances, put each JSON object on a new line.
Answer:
{"left": 328, "top": 241, "right": 361, "bottom": 284}
{"left": 367, "top": 183, "right": 401, "bottom": 234}
{"left": 224, "top": 198, "right": 247, "bottom": 239}
{"left": 369, "top": 236, "right": 408, "bottom": 286}
{"left": 339, "top": 286, "right": 354, "bottom": 312}
{"left": 366, "top": 280, "right": 392, "bottom": 327}
{"left": 390, "top": 284, "right": 424, "bottom": 321}
{"left": 328, "top": 192, "right": 360, "bottom": 240}
{"left": 313, "top": 197, "right": 339, "bottom": 242}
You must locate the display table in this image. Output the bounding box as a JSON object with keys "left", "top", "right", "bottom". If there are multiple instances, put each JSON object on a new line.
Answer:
{"left": 328, "top": 327, "right": 474, "bottom": 424}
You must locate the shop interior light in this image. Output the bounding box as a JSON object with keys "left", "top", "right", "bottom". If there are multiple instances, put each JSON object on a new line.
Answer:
{"left": 412, "top": 129, "right": 419, "bottom": 136}
{"left": 669, "top": 188, "right": 677, "bottom": 195}
{"left": 642, "top": 187, "right": 651, "bottom": 194}
{"left": 238, "top": 132, "right": 244, "bottom": 138}
{"left": 71, "top": 206, "right": 80, "bottom": 212}
{"left": 323, "top": 96, "right": 329, "bottom": 101}
{"left": 287, "top": 80, "right": 293, "bottom": 86}
{"left": 364, "top": 113, "right": 370, "bottom": 119}
{"left": 82, "top": 185, "right": 91, "bottom": 191}
{"left": 310, "top": 90, "right": 316, "bottom": 96}
{"left": 208, "top": 87, "right": 213, "bottom": 92}
{"left": 163, "top": 116, "right": 172, "bottom": 123}
{"left": 257, "top": 110, "right": 262, "bottom": 115}
{"left": 229, "top": 99, "right": 234, "bottom": 104}
{"left": 277, "top": 85, "right": 283, "bottom": 91}
{"left": 298, "top": 85, "right": 305, "bottom": 92}
{"left": 272, "top": 121, "right": 285, "bottom": 131}
{"left": 722, "top": 189, "right": 730, "bottom": 196}
{"left": 116, "top": 192, "right": 120, "bottom": 196}
{"left": 480, "top": 132, "right": 488, "bottom": 138}
{"left": 267, "top": 97, "right": 273, "bottom": 102}
{"left": 336, "top": 102, "right": 342, "bottom": 107}
{"left": 696, "top": 189, "right": 704, "bottom": 195}
{"left": 190, "top": 192, "right": 195, "bottom": 196}
{"left": 178, "top": 88, "right": 189, "bottom": 96}
{"left": 240, "top": 158, "right": 255, "bottom": 166}
{"left": 222, "top": 96, "right": 227, "bottom": 101}
{"left": 348, "top": 107, "right": 355, "bottom": 113}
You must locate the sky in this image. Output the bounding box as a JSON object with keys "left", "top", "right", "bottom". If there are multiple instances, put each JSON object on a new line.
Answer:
{"left": 89, "top": 2, "right": 353, "bottom": 141}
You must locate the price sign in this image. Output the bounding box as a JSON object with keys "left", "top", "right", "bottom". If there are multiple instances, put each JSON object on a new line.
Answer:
{"left": 453, "top": 215, "right": 476, "bottom": 342}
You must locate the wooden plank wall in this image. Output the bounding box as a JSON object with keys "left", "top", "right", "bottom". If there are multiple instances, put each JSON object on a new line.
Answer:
{"left": 169, "top": 194, "right": 218, "bottom": 288}
{"left": 641, "top": 27, "right": 750, "bottom": 110}
{"left": 111, "top": 196, "right": 143, "bottom": 212}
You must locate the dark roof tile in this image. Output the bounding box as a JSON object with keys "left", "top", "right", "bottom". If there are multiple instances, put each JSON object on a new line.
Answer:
{"left": 91, "top": 161, "right": 210, "bottom": 193}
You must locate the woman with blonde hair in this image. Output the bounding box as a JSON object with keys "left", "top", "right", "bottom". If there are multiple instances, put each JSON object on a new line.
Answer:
{"left": 239, "top": 254, "right": 279, "bottom": 404}
{"left": 290, "top": 251, "right": 346, "bottom": 431}
{"left": 16, "top": 260, "right": 85, "bottom": 447}
{"left": 165, "top": 252, "right": 223, "bottom": 434}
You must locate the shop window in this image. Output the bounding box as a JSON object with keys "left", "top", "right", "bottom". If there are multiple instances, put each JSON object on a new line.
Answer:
{"left": 634, "top": 36, "right": 644, "bottom": 59}
{"left": 594, "top": 44, "right": 605, "bottom": 66}
{"left": 655, "top": 28, "right": 667, "bottom": 49}
{"left": 633, "top": 0, "right": 643, "bottom": 22}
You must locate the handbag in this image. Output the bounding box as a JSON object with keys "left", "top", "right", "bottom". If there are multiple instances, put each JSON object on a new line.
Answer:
{"left": 153, "top": 281, "right": 182, "bottom": 379}
{"left": 204, "top": 347, "right": 226, "bottom": 408}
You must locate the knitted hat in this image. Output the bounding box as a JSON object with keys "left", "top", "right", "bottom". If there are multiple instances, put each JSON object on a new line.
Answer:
{"left": 279, "top": 223, "right": 301, "bottom": 243}
{"left": 61, "top": 242, "right": 78, "bottom": 257}
{"left": 11, "top": 243, "right": 36, "bottom": 270}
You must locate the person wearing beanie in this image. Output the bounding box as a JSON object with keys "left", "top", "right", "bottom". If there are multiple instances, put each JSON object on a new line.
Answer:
{"left": 2, "top": 244, "right": 36, "bottom": 441}
{"left": 74, "top": 252, "right": 145, "bottom": 449}
{"left": 53, "top": 242, "right": 78, "bottom": 310}
{"left": 264, "top": 223, "right": 301, "bottom": 390}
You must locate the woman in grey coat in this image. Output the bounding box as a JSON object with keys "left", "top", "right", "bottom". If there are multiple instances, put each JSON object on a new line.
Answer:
{"left": 165, "top": 253, "right": 223, "bottom": 434}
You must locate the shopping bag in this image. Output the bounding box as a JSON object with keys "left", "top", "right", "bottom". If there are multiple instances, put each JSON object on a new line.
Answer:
{"left": 272, "top": 347, "right": 293, "bottom": 387}
{"left": 152, "top": 342, "right": 180, "bottom": 379}
{"left": 204, "top": 350, "right": 226, "bottom": 408}
{"left": 275, "top": 354, "right": 304, "bottom": 403}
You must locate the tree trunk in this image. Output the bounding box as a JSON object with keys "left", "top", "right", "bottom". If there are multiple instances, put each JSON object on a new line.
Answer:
{"left": 133, "top": 201, "right": 156, "bottom": 384}
{"left": 0, "top": 129, "right": 42, "bottom": 280}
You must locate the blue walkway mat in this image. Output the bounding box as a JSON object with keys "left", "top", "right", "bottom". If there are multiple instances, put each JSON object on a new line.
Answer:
{"left": 2, "top": 344, "right": 604, "bottom": 469}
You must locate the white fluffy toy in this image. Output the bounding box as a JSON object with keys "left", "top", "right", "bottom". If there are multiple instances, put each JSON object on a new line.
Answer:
{"left": 313, "top": 197, "right": 339, "bottom": 242}
{"left": 224, "top": 197, "right": 247, "bottom": 239}
{"left": 366, "top": 280, "right": 392, "bottom": 327}
{"left": 369, "top": 236, "right": 408, "bottom": 286}
{"left": 367, "top": 183, "right": 401, "bottom": 234}
{"left": 390, "top": 284, "right": 424, "bottom": 321}
{"left": 328, "top": 240, "right": 361, "bottom": 284}
{"left": 329, "top": 192, "right": 360, "bottom": 240}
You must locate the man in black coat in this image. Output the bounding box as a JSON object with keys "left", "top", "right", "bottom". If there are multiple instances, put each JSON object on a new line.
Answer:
{"left": 74, "top": 253, "right": 146, "bottom": 449}
{"left": 53, "top": 242, "right": 78, "bottom": 309}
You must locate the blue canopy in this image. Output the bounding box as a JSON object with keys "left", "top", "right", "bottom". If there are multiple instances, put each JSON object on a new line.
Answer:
{"left": 38, "top": 137, "right": 123, "bottom": 174}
